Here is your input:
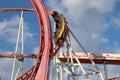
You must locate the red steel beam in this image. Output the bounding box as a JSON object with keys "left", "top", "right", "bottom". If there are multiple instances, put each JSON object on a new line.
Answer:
{"left": 0, "top": 53, "right": 37, "bottom": 58}
{"left": 16, "top": 0, "right": 52, "bottom": 79}
{"left": 58, "top": 53, "right": 120, "bottom": 65}
{"left": 1, "top": 53, "right": 120, "bottom": 65}
{"left": 17, "top": 66, "right": 35, "bottom": 80}
{"left": 0, "top": 8, "right": 35, "bottom": 12}
{"left": 0, "top": 8, "right": 53, "bottom": 16}
{"left": 30, "top": 0, "right": 52, "bottom": 80}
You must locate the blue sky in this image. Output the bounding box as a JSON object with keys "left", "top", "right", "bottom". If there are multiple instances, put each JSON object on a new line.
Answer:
{"left": 0, "top": 0, "right": 120, "bottom": 80}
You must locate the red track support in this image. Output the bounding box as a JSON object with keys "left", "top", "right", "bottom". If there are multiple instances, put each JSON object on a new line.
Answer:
{"left": 0, "top": 8, "right": 35, "bottom": 12}
{"left": 0, "top": 53, "right": 37, "bottom": 58}
{"left": 30, "top": 0, "right": 52, "bottom": 80}
{"left": 1, "top": 0, "right": 120, "bottom": 80}
{"left": 58, "top": 53, "right": 120, "bottom": 65}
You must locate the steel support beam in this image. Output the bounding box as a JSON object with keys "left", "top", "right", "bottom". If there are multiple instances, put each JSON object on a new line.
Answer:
{"left": 1, "top": 53, "right": 120, "bottom": 65}
{"left": 0, "top": 53, "right": 37, "bottom": 58}
{"left": 57, "top": 53, "right": 120, "bottom": 65}
{"left": 30, "top": 0, "right": 52, "bottom": 80}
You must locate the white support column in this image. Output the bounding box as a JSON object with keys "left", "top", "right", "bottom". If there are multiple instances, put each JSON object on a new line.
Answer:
{"left": 11, "top": 11, "right": 24, "bottom": 80}
{"left": 68, "top": 28, "right": 104, "bottom": 80}
{"left": 60, "top": 64, "right": 63, "bottom": 80}
{"left": 20, "top": 10, "right": 24, "bottom": 75}
{"left": 104, "top": 61, "right": 108, "bottom": 80}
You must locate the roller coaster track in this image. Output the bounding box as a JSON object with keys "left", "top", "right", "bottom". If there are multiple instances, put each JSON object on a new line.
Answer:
{"left": 0, "top": 0, "right": 53, "bottom": 79}
{"left": 0, "top": 0, "right": 120, "bottom": 80}
{"left": 0, "top": 0, "right": 68, "bottom": 79}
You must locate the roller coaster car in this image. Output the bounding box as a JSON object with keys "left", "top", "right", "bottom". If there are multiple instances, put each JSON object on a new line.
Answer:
{"left": 52, "top": 11, "right": 62, "bottom": 29}
{"left": 57, "top": 37, "right": 64, "bottom": 45}
{"left": 52, "top": 11, "right": 67, "bottom": 45}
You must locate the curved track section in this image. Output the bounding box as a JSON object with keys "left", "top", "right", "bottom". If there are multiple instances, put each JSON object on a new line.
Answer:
{"left": 0, "top": 1, "right": 120, "bottom": 80}
{"left": 17, "top": 11, "right": 68, "bottom": 80}
{"left": 30, "top": 0, "right": 52, "bottom": 80}
{"left": 0, "top": 0, "right": 68, "bottom": 80}
{"left": 17, "top": 0, "right": 52, "bottom": 80}
{"left": 52, "top": 11, "right": 66, "bottom": 45}
{"left": 51, "top": 11, "right": 69, "bottom": 57}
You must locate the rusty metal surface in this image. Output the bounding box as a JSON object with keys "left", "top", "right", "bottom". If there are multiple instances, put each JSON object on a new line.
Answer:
{"left": 0, "top": 8, "right": 35, "bottom": 12}
{"left": 28, "top": 0, "right": 52, "bottom": 80}
{"left": 58, "top": 53, "right": 120, "bottom": 65}
{"left": 0, "top": 53, "right": 37, "bottom": 58}
{"left": 1, "top": 53, "right": 120, "bottom": 65}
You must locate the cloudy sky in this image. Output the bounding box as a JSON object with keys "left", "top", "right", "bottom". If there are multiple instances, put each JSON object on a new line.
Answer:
{"left": 0, "top": 0, "right": 120, "bottom": 80}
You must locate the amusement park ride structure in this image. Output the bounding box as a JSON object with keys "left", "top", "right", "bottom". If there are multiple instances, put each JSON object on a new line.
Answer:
{"left": 0, "top": 0, "right": 120, "bottom": 80}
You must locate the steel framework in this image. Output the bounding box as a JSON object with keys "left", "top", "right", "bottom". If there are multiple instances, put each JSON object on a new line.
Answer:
{"left": 0, "top": 0, "right": 120, "bottom": 80}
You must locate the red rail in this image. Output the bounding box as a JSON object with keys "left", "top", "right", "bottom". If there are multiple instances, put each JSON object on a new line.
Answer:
{"left": 1, "top": 53, "right": 120, "bottom": 65}
{"left": 29, "top": 0, "right": 52, "bottom": 80}
{"left": 0, "top": 0, "right": 67, "bottom": 79}
{"left": 58, "top": 53, "right": 120, "bottom": 65}
{"left": 0, "top": 8, "right": 35, "bottom": 12}
{"left": 0, "top": 53, "right": 37, "bottom": 58}
{"left": 16, "top": 0, "right": 52, "bottom": 79}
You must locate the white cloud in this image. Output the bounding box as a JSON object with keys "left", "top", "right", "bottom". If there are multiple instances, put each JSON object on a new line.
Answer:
{"left": 32, "top": 47, "right": 39, "bottom": 54}
{"left": 101, "top": 37, "right": 109, "bottom": 43}
{"left": 0, "top": 0, "right": 119, "bottom": 80}
{"left": 45, "top": 0, "right": 117, "bottom": 53}
{"left": 0, "top": 51, "right": 35, "bottom": 79}
{"left": 0, "top": 15, "right": 35, "bottom": 79}
{"left": 107, "top": 65, "right": 120, "bottom": 79}
{"left": 88, "top": 0, "right": 115, "bottom": 13}
{"left": 45, "top": 0, "right": 120, "bottom": 79}
{"left": 0, "top": 15, "right": 33, "bottom": 44}
{"left": 115, "top": 48, "right": 120, "bottom": 53}
{"left": 110, "top": 13, "right": 120, "bottom": 29}
{"left": 0, "top": 58, "right": 12, "bottom": 80}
